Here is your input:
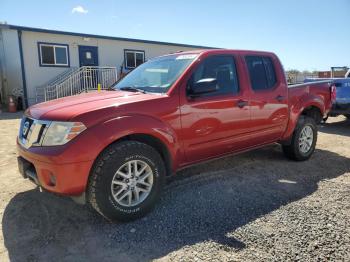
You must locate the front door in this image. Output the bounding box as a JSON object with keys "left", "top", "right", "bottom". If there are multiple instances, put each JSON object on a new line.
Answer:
{"left": 79, "top": 46, "right": 98, "bottom": 67}
{"left": 79, "top": 46, "right": 99, "bottom": 91}
{"left": 180, "top": 55, "right": 251, "bottom": 163}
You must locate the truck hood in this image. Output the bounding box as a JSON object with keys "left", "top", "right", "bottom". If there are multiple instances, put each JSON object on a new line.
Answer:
{"left": 26, "top": 90, "right": 159, "bottom": 122}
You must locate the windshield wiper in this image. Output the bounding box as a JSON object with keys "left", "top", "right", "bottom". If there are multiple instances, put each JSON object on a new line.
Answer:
{"left": 119, "top": 87, "right": 147, "bottom": 93}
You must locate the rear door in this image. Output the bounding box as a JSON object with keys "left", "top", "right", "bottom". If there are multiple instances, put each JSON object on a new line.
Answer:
{"left": 244, "top": 54, "right": 288, "bottom": 143}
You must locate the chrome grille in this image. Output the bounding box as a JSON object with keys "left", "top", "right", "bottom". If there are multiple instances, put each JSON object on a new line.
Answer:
{"left": 19, "top": 117, "right": 51, "bottom": 148}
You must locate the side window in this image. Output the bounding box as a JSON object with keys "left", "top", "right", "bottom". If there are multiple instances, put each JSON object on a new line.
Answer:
{"left": 189, "top": 55, "right": 239, "bottom": 96}
{"left": 262, "top": 57, "right": 277, "bottom": 88}
{"left": 245, "top": 56, "right": 277, "bottom": 91}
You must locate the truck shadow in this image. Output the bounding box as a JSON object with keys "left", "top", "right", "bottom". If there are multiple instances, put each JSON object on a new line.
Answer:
{"left": 3, "top": 146, "right": 350, "bottom": 261}
{"left": 319, "top": 118, "right": 350, "bottom": 137}
{"left": 0, "top": 112, "right": 23, "bottom": 120}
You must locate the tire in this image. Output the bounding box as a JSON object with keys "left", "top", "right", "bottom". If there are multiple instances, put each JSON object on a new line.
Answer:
{"left": 87, "top": 141, "right": 165, "bottom": 222}
{"left": 282, "top": 116, "right": 317, "bottom": 161}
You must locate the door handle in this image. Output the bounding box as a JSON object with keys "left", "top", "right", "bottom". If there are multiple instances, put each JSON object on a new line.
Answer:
{"left": 276, "top": 95, "right": 285, "bottom": 102}
{"left": 237, "top": 100, "right": 248, "bottom": 108}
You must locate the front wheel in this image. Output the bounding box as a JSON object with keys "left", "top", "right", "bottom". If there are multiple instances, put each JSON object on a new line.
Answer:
{"left": 282, "top": 116, "right": 317, "bottom": 161}
{"left": 87, "top": 141, "right": 165, "bottom": 222}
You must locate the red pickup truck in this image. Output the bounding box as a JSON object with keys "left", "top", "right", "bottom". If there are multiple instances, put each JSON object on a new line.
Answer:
{"left": 17, "top": 49, "right": 335, "bottom": 221}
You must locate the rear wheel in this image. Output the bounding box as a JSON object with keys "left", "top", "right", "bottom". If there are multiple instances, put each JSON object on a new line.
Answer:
{"left": 87, "top": 141, "right": 165, "bottom": 222}
{"left": 282, "top": 116, "right": 317, "bottom": 161}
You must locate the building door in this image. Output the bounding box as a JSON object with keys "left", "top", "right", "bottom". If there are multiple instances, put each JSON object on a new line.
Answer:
{"left": 79, "top": 46, "right": 98, "bottom": 67}
{"left": 78, "top": 46, "right": 99, "bottom": 91}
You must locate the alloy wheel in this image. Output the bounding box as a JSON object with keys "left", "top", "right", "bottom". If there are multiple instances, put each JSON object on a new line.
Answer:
{"left": 299, "top": 125, "right": 314, "bottom": 154}
{"left": 111, "top": 160, "right": 154, "bottom": 207}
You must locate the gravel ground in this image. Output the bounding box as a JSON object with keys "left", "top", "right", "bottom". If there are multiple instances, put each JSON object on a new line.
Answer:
{"left": 0, "top": 113, "right": 349, "bottom": 262}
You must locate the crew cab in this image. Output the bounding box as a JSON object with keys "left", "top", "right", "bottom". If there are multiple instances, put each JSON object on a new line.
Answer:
{"left": 17, "top": 49, "right": 335, "bottom": 221}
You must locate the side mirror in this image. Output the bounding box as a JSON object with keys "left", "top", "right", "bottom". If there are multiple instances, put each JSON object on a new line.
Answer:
{"left": 188, "top": 78, "right": 218, "bottom": 97}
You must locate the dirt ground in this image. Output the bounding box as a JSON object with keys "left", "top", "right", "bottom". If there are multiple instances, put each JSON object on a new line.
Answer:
{"left": 0, "top": 113, "right": 349, "bottom": 261}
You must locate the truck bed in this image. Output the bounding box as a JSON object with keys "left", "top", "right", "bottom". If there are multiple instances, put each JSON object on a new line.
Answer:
{"left": 304, "top": 78, "right": 350, "bottom": 116}
{"left": 288, "top": 80, "right": 333, "bottom": 119}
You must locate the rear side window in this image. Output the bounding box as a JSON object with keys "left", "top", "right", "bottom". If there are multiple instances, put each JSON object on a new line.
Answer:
{"left": 245, "top": 56, "right": 277, "bottom": 91}
{"left": 190, "top": 55, "right": 239, "bottom": 96}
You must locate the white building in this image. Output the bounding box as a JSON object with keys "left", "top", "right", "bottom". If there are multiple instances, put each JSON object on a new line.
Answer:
{"left": 0, "top": 24, "right": 210, "bottom": 108}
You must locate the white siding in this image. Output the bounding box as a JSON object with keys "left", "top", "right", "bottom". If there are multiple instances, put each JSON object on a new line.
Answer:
{"left": 20, "top": 31, "right": 201, "bottom": 106}
{"left": 0, "top": 28, "right": 23, "bottom": 104}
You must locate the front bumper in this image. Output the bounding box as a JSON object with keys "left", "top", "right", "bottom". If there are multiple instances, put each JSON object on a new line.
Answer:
{"left": 17, "top": 140, "right": 94, "bottom": 196}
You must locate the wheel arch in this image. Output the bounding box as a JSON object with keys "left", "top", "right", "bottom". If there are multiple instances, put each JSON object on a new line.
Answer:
{"left": 281, "top": 101, "right": 323, "bottom": 143}
{"left": 87, "top": 113, "right": 181, "bottom": 177}
{"left": 300, "top": 105, "right": 322, "bottom": 124}
{"left": 90, "top": 131, "right": 175, "bottom": 178}
{"left": 120, "top": 133, "right": 173, "bottom": 177}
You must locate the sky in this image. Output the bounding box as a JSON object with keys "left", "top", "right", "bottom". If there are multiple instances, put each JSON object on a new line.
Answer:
{"left": 0, "top": 0, "right": 349, "bottom": 71}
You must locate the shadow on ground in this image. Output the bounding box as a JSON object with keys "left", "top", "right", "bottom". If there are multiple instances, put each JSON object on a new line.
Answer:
{"left": 3, "top": 146, "right": 350, "bottom": 261}
{"left": 0, "top": 112, "right": 23, "bottom": 120}
{"left": 319, "top": 118, "right": 350, "bottom": 137}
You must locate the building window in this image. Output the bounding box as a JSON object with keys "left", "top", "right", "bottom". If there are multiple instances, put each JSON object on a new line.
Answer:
{"left": 124, "top": 50, "right": 145, "bottom": 69}
{"left": 38, "top": 43, "right": 69, "bottom": 67}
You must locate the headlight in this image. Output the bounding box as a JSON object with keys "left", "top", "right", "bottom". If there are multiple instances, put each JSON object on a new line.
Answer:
{"left": 42, "top": 121, "right": 86, "bottom": 146}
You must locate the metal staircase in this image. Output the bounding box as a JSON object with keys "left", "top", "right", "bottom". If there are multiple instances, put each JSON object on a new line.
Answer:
{"left": 36, "top": 66, "right": 118, "bottom": 102}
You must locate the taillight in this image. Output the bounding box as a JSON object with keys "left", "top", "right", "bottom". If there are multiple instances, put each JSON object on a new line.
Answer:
{"left": 330, "top": 84, "right": 336, "bottom": 104}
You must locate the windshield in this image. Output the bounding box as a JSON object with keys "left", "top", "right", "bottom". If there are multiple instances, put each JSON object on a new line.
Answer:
{"left": 114, "top": 54, "right": 198, "bottom": 93}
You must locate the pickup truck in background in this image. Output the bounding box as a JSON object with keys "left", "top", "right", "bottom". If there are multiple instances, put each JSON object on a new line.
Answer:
{"left": 17, "top": 49, "right": 335, "bottom": 222}
{"left": 305, "top": 77, "right": 350, "bottom": 119}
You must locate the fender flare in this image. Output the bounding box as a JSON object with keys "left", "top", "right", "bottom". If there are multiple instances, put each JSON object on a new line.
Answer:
{"left": 282, "top": 95, "right": 325, "bottom": 141}
{"left": 88, "top": 113, "right": 181, "bottom": 171}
